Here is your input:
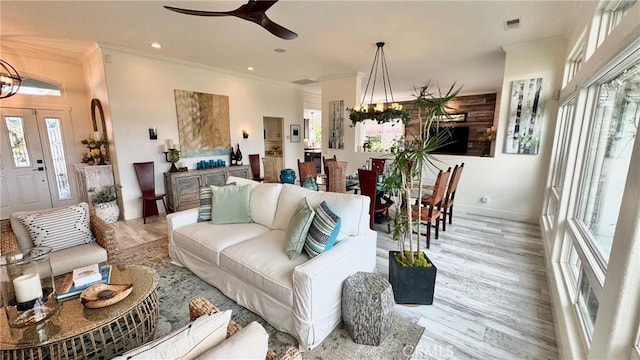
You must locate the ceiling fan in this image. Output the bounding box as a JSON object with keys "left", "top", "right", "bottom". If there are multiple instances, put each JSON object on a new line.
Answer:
{"left": 164, "top": 0, "right": 298, "bottom": 40}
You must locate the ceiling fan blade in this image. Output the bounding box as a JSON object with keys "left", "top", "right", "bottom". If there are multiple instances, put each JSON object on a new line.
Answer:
{"left": 235, "top": 0, "right": 278, "bottom": 15}
{"left": 260, "top": 15, "right": 298, "bottom": 40}
{"left": 164, "top": 5, "right": 231, "bottom": 17}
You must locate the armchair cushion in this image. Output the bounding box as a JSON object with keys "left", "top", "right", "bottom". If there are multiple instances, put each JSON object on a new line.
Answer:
{"left": 13, "top": 202, "right": 94, "bottom": 251}
{"left": 195, "top": 321, "right": 268, "bottom": 359}
{"left": 115, "top": 310, "right": 231, "bottom": 360}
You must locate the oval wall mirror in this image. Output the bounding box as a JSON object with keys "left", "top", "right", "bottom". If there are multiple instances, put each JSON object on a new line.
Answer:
{"left": 91, "top": 98, "right": 109, "bottom": 159}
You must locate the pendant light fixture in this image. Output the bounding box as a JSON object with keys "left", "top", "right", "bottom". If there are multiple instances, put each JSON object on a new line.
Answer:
{"left": 0, "top": 60, "right": 22, "bottom": 99}
{"left": 348, "top": 42, "right": 410, "bottom": 126}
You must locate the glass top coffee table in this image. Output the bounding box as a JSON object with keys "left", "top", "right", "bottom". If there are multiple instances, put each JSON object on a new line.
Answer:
{"left": 0, "top": 264, "right": 159, "bottom": 360}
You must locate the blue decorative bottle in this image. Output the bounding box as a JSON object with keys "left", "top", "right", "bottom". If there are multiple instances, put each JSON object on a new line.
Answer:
{"left": 302, "top": 176, "right": 319, "bottom": 191}
{"left": 280, "top": 169, "right": 296, "bottom": 184}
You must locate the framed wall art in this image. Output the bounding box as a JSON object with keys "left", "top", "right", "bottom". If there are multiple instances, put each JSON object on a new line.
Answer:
{"left": 505, "top": 78, "right": 544, "bottom": 155}
{"left": 290, "top": 124, "right": 301, "bottom": 142}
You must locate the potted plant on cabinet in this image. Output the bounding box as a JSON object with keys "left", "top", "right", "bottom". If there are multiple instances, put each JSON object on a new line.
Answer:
{"left": 88, "top": 184, "right": 122, "bottom": 224}
{"left": 382, "top": 81, "right": 461, "bottom": 304}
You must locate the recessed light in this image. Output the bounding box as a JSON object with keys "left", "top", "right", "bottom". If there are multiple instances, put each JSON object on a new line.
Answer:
{"left": 247, "top": 66, "right": 254, "bottom": 71}
{"left": 150, "top": 42, "right": 162, "bottom": 49}
{"left": 274, "top": 48, "right": 286, "bottom": 53}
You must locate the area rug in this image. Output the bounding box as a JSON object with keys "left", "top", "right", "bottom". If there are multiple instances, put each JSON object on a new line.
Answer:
{"left": 119, "top": 238, "right": 424, "bottom": 359}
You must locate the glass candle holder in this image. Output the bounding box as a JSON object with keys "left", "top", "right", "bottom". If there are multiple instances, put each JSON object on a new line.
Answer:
{"left": 0, "top": 247, "right": 58, "bottom": 328}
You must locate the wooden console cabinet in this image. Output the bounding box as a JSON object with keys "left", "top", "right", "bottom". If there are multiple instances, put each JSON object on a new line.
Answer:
{"left": 164, "top": 166, "right": 250, "bottom": 212}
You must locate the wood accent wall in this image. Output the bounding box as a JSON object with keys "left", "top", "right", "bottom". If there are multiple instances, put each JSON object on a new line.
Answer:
{"left": 402, "top": 93, "right": 497, "bottom": 157}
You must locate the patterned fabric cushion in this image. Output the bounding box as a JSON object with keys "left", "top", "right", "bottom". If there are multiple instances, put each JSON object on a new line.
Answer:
{"left": 198, "top": 182, "right": 236, "bottom": 223}
{"left": 304, "top": 201, "right": 341, "bottom": 258}
{"left": 18, "top": 203, "right": 95, "bottom": 252}
{"left": 285, "top": 198, "right": 315, "bottom": 260}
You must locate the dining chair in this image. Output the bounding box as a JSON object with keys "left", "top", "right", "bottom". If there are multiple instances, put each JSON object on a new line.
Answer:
{"left": 441, "top": 162, "right": 464, "bottom": 231}
{"left": 262, "top": 157, "right": 281, "bottom": 183}
{"left": 326, "top": 161, "right": 347, "bottom": 193}
{"left": 370, "top": 158, "right": 387, "bottom": 175}
{"left": 297, "top": 160, "right": 317, "bottom": 186}
{"left": 412, "top": 167, "right": 451, "bottom": 248}
{"left": 322, "top": 155, "right": 337, "bottom": 190}
{"left": 248, "top": 154, "right": 264, "bottom": 182}
{"left": 133, "top": 161, "right": 168, "bottom": 224}
{"left": 358, "top": 168, "right": 391, "bottom": 233}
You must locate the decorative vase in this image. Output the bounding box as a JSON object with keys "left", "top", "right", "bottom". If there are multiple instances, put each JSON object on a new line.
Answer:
{"left": 95, "top": 200, "right": 119, "bottom": 224}
{"left": 302, "top": 176, "right": 319, "bottom": 191}
{"left": 279, "top": 169, "right": 296, "bottom": 184}
{"left": 0, "top": 247, "right": 59, "bottom": 328}
{"left": 388, "top": 251, "right": 437, "bottom": 305}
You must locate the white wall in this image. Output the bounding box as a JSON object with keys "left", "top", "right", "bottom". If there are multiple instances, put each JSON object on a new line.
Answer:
{"left": 99, "top": 46, "right": 305, "bottom": 219}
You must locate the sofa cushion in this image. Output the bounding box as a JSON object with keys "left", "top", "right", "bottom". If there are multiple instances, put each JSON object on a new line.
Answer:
{"left": 248, "top": 183, "right": 281, "bottom": 228}
{"left": 195, "top": 321, "right": 268, "bottom": 360}
{"left": 13, "top": 203, "right": 95, "bottom": 252}
{"left": 220, "top": 231, "right": 308, "bottom": 306}
{"left": 50, "top": 243, "right": 108, "bottom": 276}
{"left": 304, "top": 201, "right": 341, "bottom": 258}
{"left": 285, "top": 198, "right": 315, "bottom": 260}
{"left": 115, "top": 310, "right": 231, "bottom": 360}
{"left": 173, "top": 222, "right": 271, "bottom": 266}
{"left": 211, "top": 184, "right": 252, "bottom": 224}
{"left": 271, "top": 185, "right": 368, "bottom": 239}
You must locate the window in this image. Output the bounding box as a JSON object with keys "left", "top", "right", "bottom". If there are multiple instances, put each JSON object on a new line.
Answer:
{"left": 566, "top": 44, "right": 586, "bottom": 85}
{"left": 551, "top": 103, "right": 576, "bottom": 191}
{"left": 593, "top": 0, "right": 638, "bottom": 49}
{"left": 45, "top": 117, "right": 71, "bottom": 200}
{"left": 17, "top": 77, "right": 62, "bottom": 96}
{"left": 4, "top": 116, "right": 31, "bottom": 167}
{"left": 360, "top": 120, "right": 404, "bottom": 152}
{"left": 576, "top": 61, "right": 639, "bottom": 264}
{"left": 576, "top": 269, "right": 600, "bottom": 341}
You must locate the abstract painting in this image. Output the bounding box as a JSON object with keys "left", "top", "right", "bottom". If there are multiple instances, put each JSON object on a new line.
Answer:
{"left": 505, "top": 78, "right": 544, "bottom": 155}
{"left": 174, "top": 90, "right": 231, "bottom": 157}
{"left": 329, "top": 100, "right": 344, "bottom": 149}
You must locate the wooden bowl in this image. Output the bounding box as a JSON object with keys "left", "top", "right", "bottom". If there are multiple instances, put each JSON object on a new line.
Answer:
{"left": 80, "top": 283, "right": 133, "bottom": 308}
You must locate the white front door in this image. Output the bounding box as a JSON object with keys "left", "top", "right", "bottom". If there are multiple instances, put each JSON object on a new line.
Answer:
{"left": 0, "top": 108, "right": 74, "bottom": 219}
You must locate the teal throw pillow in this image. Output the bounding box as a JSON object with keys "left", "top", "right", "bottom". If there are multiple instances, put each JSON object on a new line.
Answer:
{"left": 304, "top": 201, "right": 341, "bottom": 258}
{"left": 210, "top": 184, "right": 251, "bottom": 224}
{"left": 285, "top": 198, "right": 315, "bottom": 260}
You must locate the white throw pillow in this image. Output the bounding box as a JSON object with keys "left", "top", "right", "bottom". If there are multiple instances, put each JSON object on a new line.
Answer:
{"left": 115, "top": 310, "right": 231, "bottom": 360}
{"left": 17, "top": 202, "right": 95, "bottom": 252}
{"left": 195, "top": 321, "right": 268, "bottom": 360}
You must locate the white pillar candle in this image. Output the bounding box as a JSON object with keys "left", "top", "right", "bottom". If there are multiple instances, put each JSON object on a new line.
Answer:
{"left": 163, "top": 144, "right": 168, "bottom": 152}
{"left": 167, "top": 139, "right": 174, "bottom": 149}
{"left": 13, "top": 273, "right": 43, "bottom": 303}
{"left": 93, "top": 131, "right": 100, "bottom": 140}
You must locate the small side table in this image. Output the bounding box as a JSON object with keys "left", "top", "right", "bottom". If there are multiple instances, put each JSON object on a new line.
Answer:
{"left": 342, "top": 271, "right": 394, "bottom": 346}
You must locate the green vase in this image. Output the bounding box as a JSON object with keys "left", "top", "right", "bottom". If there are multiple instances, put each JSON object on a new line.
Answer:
{"left": 302, "top": 176, "right": 318, "bottom": 191}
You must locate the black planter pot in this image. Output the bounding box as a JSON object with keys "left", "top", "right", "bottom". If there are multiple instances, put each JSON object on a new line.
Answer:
{"left": 388, "top": 251, "right": 437, "bottom": 305}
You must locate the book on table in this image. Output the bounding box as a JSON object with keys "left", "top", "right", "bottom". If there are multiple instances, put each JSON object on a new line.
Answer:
{"left": 57, "top": 265, "right": 112, "bottom": 301}
{"left": 72, "top": 263, "right": 102, "bottom": 287}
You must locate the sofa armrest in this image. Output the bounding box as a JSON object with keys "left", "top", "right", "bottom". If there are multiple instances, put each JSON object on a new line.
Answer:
{"left": 90, "top": 214, "right": 117, "bottom": 263}
{"left": 167, "top": 209, "right": 198, "bottom": 237}
{"left": 292, "top": 230, "right": 377, "bottom": 349}
{"left": 0, "top": 220, "right": 19, "bottom": 255}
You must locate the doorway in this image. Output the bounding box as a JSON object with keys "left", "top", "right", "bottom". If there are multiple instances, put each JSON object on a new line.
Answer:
{"left": 0, "top": 107, "right": 75, "bottom": 219}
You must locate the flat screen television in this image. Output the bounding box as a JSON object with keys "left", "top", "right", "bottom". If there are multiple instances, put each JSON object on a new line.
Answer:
{"left": 429, "top": 127, "right": 470, "bottom": 155}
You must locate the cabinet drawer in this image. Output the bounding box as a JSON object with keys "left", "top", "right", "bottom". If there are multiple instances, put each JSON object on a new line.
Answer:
{"left": 229, "top": 169, "right": 249, "bottom": 179}
{"left": 175, "top": 176, "right": 200, "bottom": 205}
{"left": 202, "top": 172, "right": 227, "bottom": 186}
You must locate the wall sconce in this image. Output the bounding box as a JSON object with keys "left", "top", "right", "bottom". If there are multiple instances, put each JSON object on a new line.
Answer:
{"left": 242, "top": 129, "right": 249, "bottom": 139}
{"left": 149, "top": 127, "right": 158, "bottom": 140}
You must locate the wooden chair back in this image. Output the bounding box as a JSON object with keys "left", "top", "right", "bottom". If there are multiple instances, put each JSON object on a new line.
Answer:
{"left": 358, "top": 168, "right": 378, "bottom": 229}
{"left": 297, "top": 160, "right": 317, "bottom": 186}
{"left": 326, "top": 161, "right": 347, "bottom": 193}
{"left": 248, "top": 154, "right": 263, "bottom": 181}
{"left": 446, "top": 163, "right": 464, "bottom": 202}
{"left": 133, "top": 162, "right": 156, "bottom": 197}
{"left": 322, "top": 155, "right": 337, "bottom": 189}
{"left": 263, "top": 157, "right": 282, "bottom": 183}
{"left": 370, "top": 158, "right": 386, "bottom": 175}
{"left": 430, "top": 167, "right": 451, "bottom": 209}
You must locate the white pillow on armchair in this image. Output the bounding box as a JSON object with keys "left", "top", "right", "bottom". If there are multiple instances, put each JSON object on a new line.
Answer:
{"left": 195, "top": 321, "right": 269, "bottom": 360}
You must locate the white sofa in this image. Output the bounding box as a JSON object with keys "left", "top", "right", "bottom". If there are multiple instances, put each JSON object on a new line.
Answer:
{"left": 167, "top": 177, "right": 377, "bottom": 350}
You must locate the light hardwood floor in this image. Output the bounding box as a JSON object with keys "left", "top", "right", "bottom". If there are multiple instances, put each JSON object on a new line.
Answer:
{"left": 112, "top": 211, "right": 557, "bottom": 360}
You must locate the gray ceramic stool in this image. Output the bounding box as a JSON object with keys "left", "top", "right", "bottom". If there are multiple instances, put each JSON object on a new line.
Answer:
{"left": 342, "top": 271, "right": 394, "bottom": 346}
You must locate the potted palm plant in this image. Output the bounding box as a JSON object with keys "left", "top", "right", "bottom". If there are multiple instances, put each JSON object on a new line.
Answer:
{"left": 383, "top": 81, "right": 460, "bottom": 305}
{"left": 88, "top": 184, "right": 122, "bottom": 224}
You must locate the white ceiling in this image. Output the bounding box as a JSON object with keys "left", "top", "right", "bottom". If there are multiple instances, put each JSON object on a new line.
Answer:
{"left": 1, "top": 1, "right": 581, "bottom": 101}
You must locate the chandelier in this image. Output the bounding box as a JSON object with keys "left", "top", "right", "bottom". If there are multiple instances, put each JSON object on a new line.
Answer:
{"left": 348, "top": 42, "right": 410, "bottom": 126}
{"left": 0, "top": 60, "right": 22, "bottom": 99}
